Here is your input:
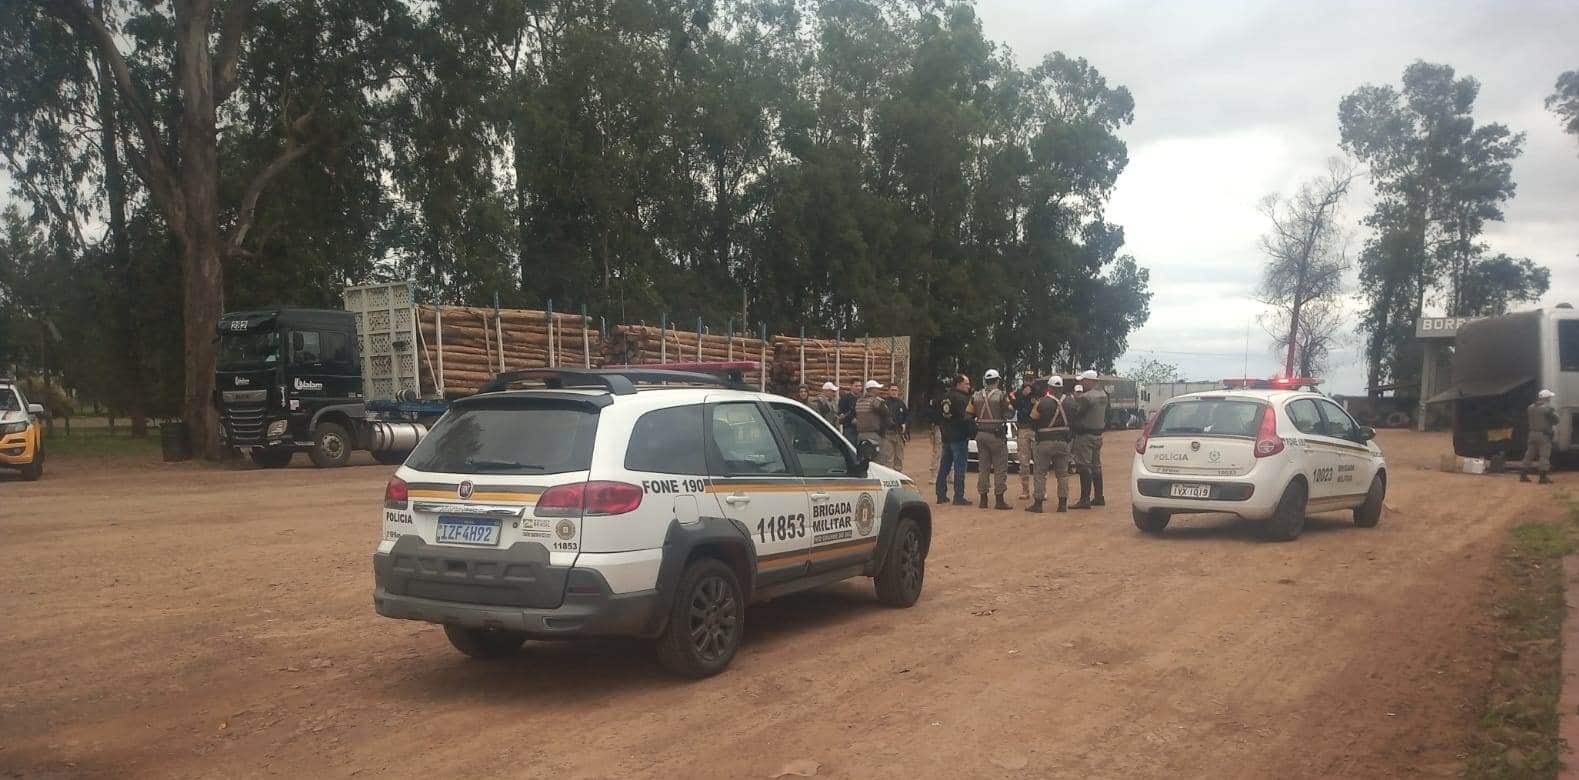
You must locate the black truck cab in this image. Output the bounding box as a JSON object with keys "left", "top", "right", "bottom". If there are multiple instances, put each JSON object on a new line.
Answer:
{"left": 216, "top": 308, "right": 366, "bottom": 467}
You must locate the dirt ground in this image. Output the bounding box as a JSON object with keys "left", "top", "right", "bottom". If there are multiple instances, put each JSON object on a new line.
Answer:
{"left": 0, "top": 430, "right": 1571, "bottom": 779}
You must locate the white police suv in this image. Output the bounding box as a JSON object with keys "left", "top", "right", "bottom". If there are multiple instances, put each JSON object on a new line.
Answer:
{"left": 1129, "top": 388, "right": 1386, "bottom": 541}
{"left": 374, "top": 368, "right": 932, "bottom": 677}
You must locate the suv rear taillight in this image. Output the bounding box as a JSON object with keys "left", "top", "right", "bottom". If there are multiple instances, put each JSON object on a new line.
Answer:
{"left": 1134, "top": 414, "right": 1157, "bottom": 455}
{"left": 384, "top": 477, "right": 409, "bottom": 509}
{"left": 537, "top": 481, "right": 644, "bottom": 517}
{"left": 1253, "top": 405, "right": 1284, "bottom": 458}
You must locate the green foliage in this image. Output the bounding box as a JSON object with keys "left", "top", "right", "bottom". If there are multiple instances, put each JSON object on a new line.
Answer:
{"left": 1340, "top": 61, "right": 1544, "bottom": 390}
{"left": 1549, "top": 69, "right": 1579, "bottom": 148}
{"left": 1, "top": 0, "right": 1152, "bottom": 404}
{"left": 1123, "top": 357, "right": 1180, "bottom": 385}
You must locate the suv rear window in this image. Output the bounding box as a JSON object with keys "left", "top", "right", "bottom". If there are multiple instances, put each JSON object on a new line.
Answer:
{"left": 406, "top": 402, "right": 597, "bottom": 475}
{"left": 1153, "top": 399, "right": 1263, "bottom": 437}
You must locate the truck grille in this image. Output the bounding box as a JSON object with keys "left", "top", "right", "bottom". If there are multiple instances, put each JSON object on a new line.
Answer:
{"left": 221, "top": 402, "right": 267, "bottom": 444}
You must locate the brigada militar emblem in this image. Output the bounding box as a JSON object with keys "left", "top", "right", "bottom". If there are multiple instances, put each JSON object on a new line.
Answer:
{"left": 855, "top": 493, "right": 876, "bottom": 537}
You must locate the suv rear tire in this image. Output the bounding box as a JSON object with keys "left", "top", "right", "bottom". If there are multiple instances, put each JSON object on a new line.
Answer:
{"left": 874, "top": 516, "right": 926, "bottom": 607}
{"left": 308, "top": 422, "right": 352, "bottom": 468}
{"left": 443, "top": 625, "right": 526, "bottom": 659}
{"left": 1353, "top": 474, "right": 1385, "bottom": 528}
{"left": 1132, "top": 508, "right": 1169, "bottom": 534}
{"left": 250, "top": 448, "right": 293, "bottom": 468}
{"left": 1265, "top": 480, "right": 1307, "bottom": 541}
{"left": 655, "top": 558, "right": 744, "bottom": 678}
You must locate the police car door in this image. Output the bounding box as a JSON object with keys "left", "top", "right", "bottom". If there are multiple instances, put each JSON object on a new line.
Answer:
{"left": 1313, "top": 398, "right": 1373, "bottom": 506}
{"left": 1283, "top": 398, "right": 1339, "bottom": 503}
{"left": 766, "top": 402, "right": 883, "bottom": 577}
{"left": 704, "top": 398, "right": 811, "bottom": 587}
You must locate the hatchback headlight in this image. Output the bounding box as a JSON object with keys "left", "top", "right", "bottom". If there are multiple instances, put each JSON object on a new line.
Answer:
{"left": 266, "top": 420, "right": 288, "bottom": 438}
{"left": 0, "top": 421, "right": 28, "bottom": 436}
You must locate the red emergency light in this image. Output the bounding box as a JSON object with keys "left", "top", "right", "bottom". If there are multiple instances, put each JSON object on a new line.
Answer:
{"left": 1223, "top": 376, "right": 1322, "bottom": 390}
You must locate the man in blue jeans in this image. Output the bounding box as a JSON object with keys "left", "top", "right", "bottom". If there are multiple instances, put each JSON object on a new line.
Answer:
{"left": 935, "top": 373, "right": 973, "bottom": 505}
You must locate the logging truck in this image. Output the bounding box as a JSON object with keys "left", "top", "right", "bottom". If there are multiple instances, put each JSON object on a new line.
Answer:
{"left": 215, "top": 282, "right": 909, "bottom": 468}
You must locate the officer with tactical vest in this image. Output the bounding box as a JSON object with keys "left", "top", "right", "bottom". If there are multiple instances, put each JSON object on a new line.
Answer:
{"left": 1069, "top": 369, "right": 1108, "bottom": 509}
{"left": 853, "top": 379, "right": 893, "bottom": 465}
{"left": 1521, "top": 389, "right": 1559, "bottom": 484}
{"left": 1026, "top": 375, "right": 1073, "bottom": 513}
{"left": 969, "top": 369, "right": 1013, "bottom": 510}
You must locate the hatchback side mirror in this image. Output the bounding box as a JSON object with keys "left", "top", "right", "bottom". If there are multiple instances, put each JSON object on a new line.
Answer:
{"left": 1357, "top": 426, "right": 1376, "bottom": 442}
{"left": 27, "top": 403, "right": 45, "bottom": 418}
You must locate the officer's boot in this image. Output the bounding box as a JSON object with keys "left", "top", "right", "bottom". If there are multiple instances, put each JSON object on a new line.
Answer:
{"left": 1027, "top": 499, "right": 1044, "bottom": 514}
{"left": 1091, "top": 473, "right": 1106, "bottom": 507}
{"left": 978, "top": 493, "right": 988, "bottom": 509}
{"left": 995, "top": 494, "right": 1012, "bottom": 510}
{"left": 1056, "top": 497, "right": 1068, "bottom": 513}
{"left": 1070, "top": 469, "right": 1092, "bottom": 510}
{"left": 1540, "top": 472, "right": 1554, "bottom": 485}
{"left": 1519, "top": 469, "right": 1531, "bottom": 483}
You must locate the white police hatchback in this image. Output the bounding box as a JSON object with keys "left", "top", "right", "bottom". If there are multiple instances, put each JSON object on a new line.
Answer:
{"left": 374, "top": 368, "right": 931, "bottom": 677}
{"left": 1129, "top": 389, "right": 1387, "bottom": 541}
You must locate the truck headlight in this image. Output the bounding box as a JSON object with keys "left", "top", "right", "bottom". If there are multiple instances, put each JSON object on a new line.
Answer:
{"left": 266, "top": 420, "right": 288, "bottom": 438}
{"left": 0, "top": 421, "right": 28, "bottom": 436}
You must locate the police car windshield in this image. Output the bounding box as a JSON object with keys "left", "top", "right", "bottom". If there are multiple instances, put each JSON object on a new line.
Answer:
{"left": 405, "top": 403, "right": 598, "bottom": 475}
{"left": 220, "top": 329, "right": 280, "bottom": 368}
{"left": 1153, "top": 399, "right": 1262, "bottom": 437}
{"left": 0, "top": 389, "right": 18, "bottom": 412}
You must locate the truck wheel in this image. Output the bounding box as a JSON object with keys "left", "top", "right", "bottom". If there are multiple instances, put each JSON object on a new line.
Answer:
{"left": 1354, "top": 474, "right": 1386, "bottom": 528}
{"left": 19, "top": 449, "right": 43, "bottom": 481}
{"left": 655, "top": 557, "right": 744, "bottom": 678}
{"left": 249, "top": 448, "right": 293, "bottom": 468}
{"left": 1265, "top": 480, "right": 1307, "bottom": 541}
{"left": 874, "top": 516, "right": 927, "bottom": 607}
{"left": 372, "top": 450, "right": 408, "bottom": 466}
{"left": 308, "top": 422, "right": 352, "bottom": 468}
{"left": 1132, "top": 508, "right": 1169, "bottom": 534}
{"left": 443, "top": 625, "right": 526, "bottom": 659}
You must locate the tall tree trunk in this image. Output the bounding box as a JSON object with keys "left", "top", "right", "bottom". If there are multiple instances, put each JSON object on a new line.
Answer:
{"left": 176, "top": 0, "right": 224, "bottom": 458}
{"left": 93, "top": 0, "right": 147, "bottom": 437}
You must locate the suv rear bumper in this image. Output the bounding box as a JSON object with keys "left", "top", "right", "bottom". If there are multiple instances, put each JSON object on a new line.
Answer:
{"left": 373, "top": 538, "right": 662, "bottom": 639}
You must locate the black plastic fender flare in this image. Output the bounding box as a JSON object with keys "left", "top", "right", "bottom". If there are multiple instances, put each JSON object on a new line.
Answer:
{"left": 649, "top": 516, "right": 758, "bottom": 635}
{"left": 866, "top": 487, "right": 931, "bottom": 576}
{"left": 309, "top": 403, "right": 368, "bottom": 439}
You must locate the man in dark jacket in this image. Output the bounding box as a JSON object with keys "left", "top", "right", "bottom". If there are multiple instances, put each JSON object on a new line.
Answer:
{"left": 1013, "top": 371, "right": 1038, "bottom": 500}
{"left": 935, "top": 374, "right": 973, "bottom": 505}
{"left": 883, "top": 384, "right": 910, "bottom": 472}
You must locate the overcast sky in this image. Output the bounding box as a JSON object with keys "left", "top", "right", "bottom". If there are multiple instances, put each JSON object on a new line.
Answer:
{"left": 976, "top": 0, "right": 1579, "bottom": 394}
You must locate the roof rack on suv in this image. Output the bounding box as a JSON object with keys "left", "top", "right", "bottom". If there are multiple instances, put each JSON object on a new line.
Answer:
{"left": 479, "top": 367, "right": 747, "bottom": 395}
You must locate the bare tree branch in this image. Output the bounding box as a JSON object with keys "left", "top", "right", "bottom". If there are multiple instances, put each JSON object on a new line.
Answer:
{"left": 224, "top": 111, "right": 313, "bottom": 255}
{"left": 2, "top": 150, "right": 86, "bottom": 245}
{"left": 42, "top": 0, "right": 183, "bottom": 225}
{"left": 211, "top": 0, "right": 254, "bottom": 103}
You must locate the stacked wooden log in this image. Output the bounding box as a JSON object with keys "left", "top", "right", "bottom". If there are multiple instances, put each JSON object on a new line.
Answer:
{"left": 410, "top": 303, "right": 901, "bottom": 397}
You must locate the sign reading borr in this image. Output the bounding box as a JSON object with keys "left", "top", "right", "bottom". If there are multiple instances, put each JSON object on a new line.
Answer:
{"left": 1415, "top": 316, "right": 1479, "bottom": 339}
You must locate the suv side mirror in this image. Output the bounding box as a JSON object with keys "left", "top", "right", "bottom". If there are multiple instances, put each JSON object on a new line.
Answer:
{"left": 1357, "top": 426, "right": 1376, "bottom": 442}
{"left": 26, "top": 403, "right": 45, "bottom": 418}
{"left": 854, "top": 438, "right": 879, "bottom": 473}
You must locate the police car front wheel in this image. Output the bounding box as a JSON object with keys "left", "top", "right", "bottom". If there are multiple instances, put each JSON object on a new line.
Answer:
{"left": 655, "top": 557, "right": 744, "bottom": 678}
{"left": 443, "top": 625, "right": 527, "bottom": 659}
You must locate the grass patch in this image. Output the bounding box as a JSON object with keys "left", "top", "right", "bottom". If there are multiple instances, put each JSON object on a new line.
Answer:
{"left": 1465, "top": 495, "right": 1579, "bottom": 778}
{"left": 39, "top": 426, "right": 162, "bottom": 461}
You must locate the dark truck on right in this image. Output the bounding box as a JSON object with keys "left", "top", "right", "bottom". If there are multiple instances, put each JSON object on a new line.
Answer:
{"left": 1428, "top": 303, "right": 1578, "bottom": 464}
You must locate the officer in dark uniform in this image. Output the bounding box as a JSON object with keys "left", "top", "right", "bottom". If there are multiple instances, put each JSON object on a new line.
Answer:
{"left": 935, "top": 374, "right": 973, "bottom": 505}
{"left": 1069, "top": 369, "right": 1108, "bottom": 509}
{"left": 1013, "top": 371, "right": 1038, "bottom": 500}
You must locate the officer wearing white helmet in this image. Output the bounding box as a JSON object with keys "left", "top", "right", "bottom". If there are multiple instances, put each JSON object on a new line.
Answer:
{"left": 1069, "top": 369, "right": 1109, "bottom": 509}
{"left": 1521, "top": 389, "right": 1559, "bottom": 484}
{"left": 1026, "top": 375, "right": 1074, "bottom": 513}
{"left": 812, "top": 381, "right": 841, "bottom": 428}
{"left": 968, "top": 369, "right": 1013, "bottom": 510}
{"left": 853, "top": 379, "right": 893, "bottom": 464}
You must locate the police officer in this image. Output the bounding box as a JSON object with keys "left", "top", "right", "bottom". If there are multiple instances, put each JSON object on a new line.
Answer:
{"left": 812, "top": 382, "right": 840, "bottom": 428}
{"left": 839, "top": 378, "right": 862, "bottom": 443}
{"left": 853, "top": 379, "right": 892, "bottom": 464}
{"left": 1069, "top": 369, "right": 1108, "bottom": 509}
{"left": 883, "top": 384, "right": 910, "bottom": 472}
{"left": 1521, "top": 389, "right": 1559, "bottom": 484}
{"left": 936, "top": 374, "right": 973, "bottom": 505}
{"left": 1027, "top": 375, "right": 1073, "bottom": 513}
{"left": 1013, "top": 370, "right": 1038, "bottom": 500}
{"left": 970, "top": 369, "right": 1013, "bottom": 510}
